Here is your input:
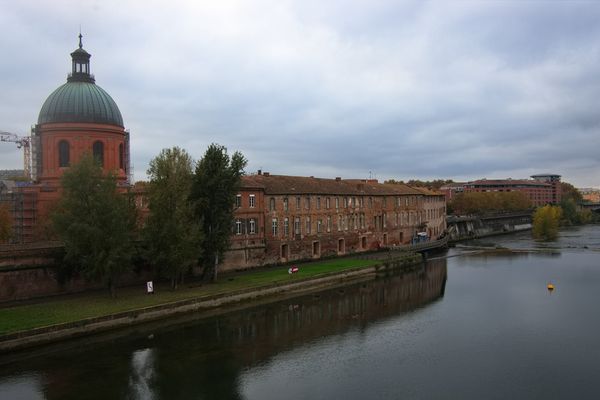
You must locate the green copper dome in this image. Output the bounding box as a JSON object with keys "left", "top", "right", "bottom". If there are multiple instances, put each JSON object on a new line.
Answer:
{"left": 37, "top": 35, "right": 124, "bottom": 128}
{"left": 38, "top": 82, "right": 124, "bottom": 127}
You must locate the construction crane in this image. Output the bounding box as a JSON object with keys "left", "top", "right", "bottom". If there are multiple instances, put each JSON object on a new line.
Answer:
{"left": 0, "top": 131, "right": 31, "bottom": 179}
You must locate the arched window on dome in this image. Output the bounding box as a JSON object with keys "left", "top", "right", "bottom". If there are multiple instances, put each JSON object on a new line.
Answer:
{"left": 119, "top": 143, "right": 124, "bottom": 170}
{"left": 93, "top": 141, "right": 104, "bottom": 167}
{"left": 58, "top": 140, "right": 70, "bottom": 167}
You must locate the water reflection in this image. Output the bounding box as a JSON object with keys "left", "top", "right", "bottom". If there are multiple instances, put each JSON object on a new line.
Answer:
{"left": 0, "top": 374, "right": 44, "bottom": 400}
{"left": 0, "top": 260, "right": 446, "bottom": 400}
{"left": 128, "top": 348, "right": 156, "bottom": 400}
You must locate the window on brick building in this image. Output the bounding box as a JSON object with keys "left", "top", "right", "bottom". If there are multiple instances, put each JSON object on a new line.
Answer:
{"left": 235, "top": 219, "right": 242, "bottom": 235}
{"left": 296, "top": 197, "right": 301, "bottom": 210}
{"left": 269, "top": 197, "right": 276, "bottom": 211}
{"left": 283, "top": 197, "right": 288, "bottom": 211}
{"left": 359, "top": 197, "right": 364, "bottom": 208}
{"left": 235, "top": 194, "right": 241, "bottom": 208}
{"left": 383, "top": 212, "right": 387, "bottom": 228}
{"left": 249, "top": 194, "right": 256, "bottom": 208}
{"left": 369, "top": 197, "right": 373, "bottom": 208}
{"left": 306, "top": 217, "right": 311, "bottom": 234}
{"left": 272, "top": 218, "right": 278, "bottom": 236}
{"left": 337, "top": 215, "right": 342, "bottom": 231}
{"left": 294, "top": 217, "right": 301, "bottom": 234}
{"left": 327, "top": 215, "right": 331, "bottom": 232}
{"left": 58, "top": 140, "right": 70, "bottom": 167}
{"left": 249, "top": 219, "right": 256, "bottom": 234}
{"left": 326, "top": 197, "right": 331, "bottom": 209}
{"left": 284, "top": 218, "right": 289, "bottom": 236}
{"left": 317, "top": 219, "right": 322, "bottom": 233}
{"left": 93, "top": 141, "right": 104, "bottom": 167}
{"left": 336, "top": 197, "right": 340, "bottom": 209}
{"left": 305, "top": 196, "right": 311, "bottom": 209}
{"left": 316, "top": 197, "right": 321, "bottom": 209}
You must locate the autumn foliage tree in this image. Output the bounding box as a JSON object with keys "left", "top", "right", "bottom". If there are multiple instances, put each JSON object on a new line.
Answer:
{"left": 533, "top": 205, "right": 562, "bottom": 241}
{"left": 449, "top": 191, "right": 532, "bottom": 215}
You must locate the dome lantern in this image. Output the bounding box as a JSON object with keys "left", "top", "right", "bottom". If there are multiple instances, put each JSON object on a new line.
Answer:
{"left": 68, "top": 33, "right": 95, "bottom": 83}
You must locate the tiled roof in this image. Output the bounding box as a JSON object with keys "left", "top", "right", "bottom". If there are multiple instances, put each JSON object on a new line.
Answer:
{"left": 241, "top": 174, "right": 426, "bottom": 196}
{"left": 412, "top": 186, "right": 444, "bottom": 196}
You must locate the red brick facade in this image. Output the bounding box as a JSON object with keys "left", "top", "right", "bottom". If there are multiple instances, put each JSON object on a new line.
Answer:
{"left": 222, "top": 174, "right": 446, "bottom": 271}
{"left": 442, "top": 175, "right": 562, "bottom": 208}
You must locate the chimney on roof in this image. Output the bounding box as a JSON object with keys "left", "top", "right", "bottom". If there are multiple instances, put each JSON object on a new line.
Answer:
{"left": 263, "top": 172, "right": 270, "bottom": 177}
{"left": 257, "top": 169, "right": 262, "bottom": 175}
{"left": 335, "top": 177, "right": 341, "bottom": 181}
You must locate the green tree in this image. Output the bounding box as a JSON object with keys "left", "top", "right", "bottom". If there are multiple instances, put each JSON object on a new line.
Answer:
{"left": 560, "top": 198, "right": 579, "bottom": 225}
{"left": 190, "top": 144, "right": 247, "bottom": 282}
{"left": 144, "top": 147, "right": 202, "bottom": 289}
{"left": 52, "top": 153, "right": 137, "bottom": 297}
{"left": 532, "top": 205, "right": 562, "bottom": 241}
{"left": 0, "top": 204, "right": 11, "bottom": 243}
{"left": 561, "top": 182, "right": 582, "bottom": 203}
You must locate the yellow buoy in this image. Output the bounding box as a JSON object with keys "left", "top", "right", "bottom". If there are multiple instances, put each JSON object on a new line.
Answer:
{"left": 547, "top": 283, "right": 555, "bottom": 291}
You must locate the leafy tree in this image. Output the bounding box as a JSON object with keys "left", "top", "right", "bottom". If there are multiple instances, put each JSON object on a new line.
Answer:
{"left": 385, "top": 179, "right": 454, "bottom": 189}
{"left": 0, "top": 204, "right": 11, "bottom": 243}
{"left": 561, "top": 182, "right": 582, "bottom": 203}
{"left": 532, "top": 205, "right": 562, "bottom": 241}
{"left": 190, "top": 144, "right": 247, "bottom": 282}
{"left": 449, "top": 191, "right": 531, "bottom": 215}
{"left": 560, "top": 198, "right": 579, "bottom": 225}
{"left": 144, "top": 147, "right": 202, "bottom": 289}
{"left": 52, "top": 153, "right": 137, "bottom": 297}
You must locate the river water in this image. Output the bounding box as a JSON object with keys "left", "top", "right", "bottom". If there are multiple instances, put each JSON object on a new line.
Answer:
{"left": 2, "top": 225, "right": 600, "bottom": 399}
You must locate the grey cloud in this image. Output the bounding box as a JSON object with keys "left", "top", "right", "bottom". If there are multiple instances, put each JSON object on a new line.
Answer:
{"left": 1, "top": 1, "right": 600, "bottom": 187}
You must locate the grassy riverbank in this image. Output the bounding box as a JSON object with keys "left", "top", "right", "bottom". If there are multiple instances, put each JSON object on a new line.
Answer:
{"left": 0, "top": 258, "right": 380, "bottom": 335}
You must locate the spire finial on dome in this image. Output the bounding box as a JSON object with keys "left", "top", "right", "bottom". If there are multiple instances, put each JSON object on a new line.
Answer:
{"left": 78, "top": 31, "right": 83, "bottom": 49}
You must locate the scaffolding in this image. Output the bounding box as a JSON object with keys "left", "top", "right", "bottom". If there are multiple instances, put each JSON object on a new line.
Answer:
{"left": 0, "top": 188, "right": 37, "bottom": 243}
{"left": 124, "top": 130, "right": 133, "bottom": 184}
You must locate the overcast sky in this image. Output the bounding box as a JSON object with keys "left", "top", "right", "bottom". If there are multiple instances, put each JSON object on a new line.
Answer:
{"left": 1, "top": 0, "right": 599, "bottom": 186}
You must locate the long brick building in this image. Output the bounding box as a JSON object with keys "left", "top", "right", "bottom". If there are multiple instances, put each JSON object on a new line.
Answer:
{"left": 441, "top": 174, "right": 561, "bottom": 207}
{"left": 222, "top": 173, "right": 446, "bottom": 270}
